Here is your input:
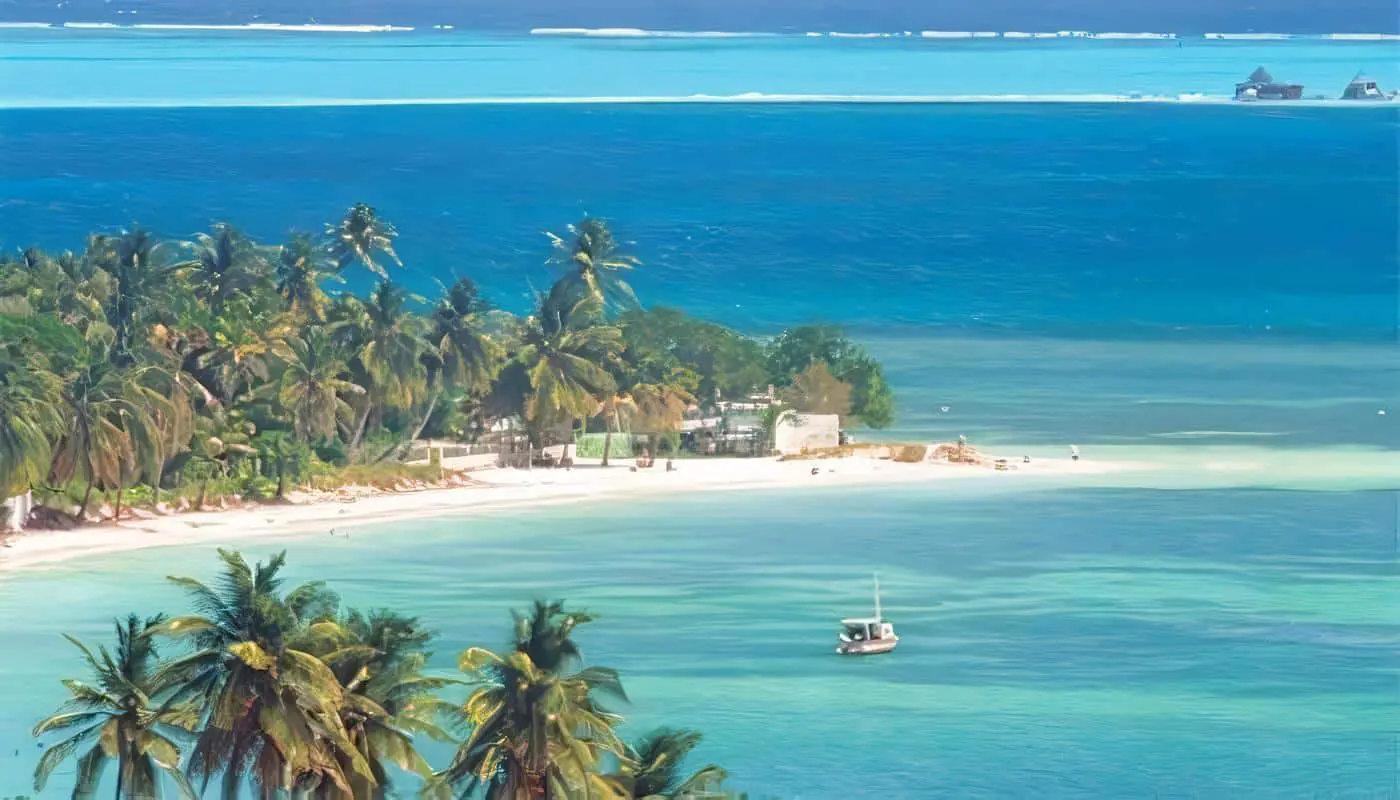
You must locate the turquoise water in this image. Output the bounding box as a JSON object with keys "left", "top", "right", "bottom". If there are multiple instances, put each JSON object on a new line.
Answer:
{"left": 0, "top": 30, "right": 1398, "bottom": 797}
{"left": 1, "top": 484, "right": 1397, "bottom": 797}
{"left": 1, "top": 32, "right": 1399, "bottom": 106}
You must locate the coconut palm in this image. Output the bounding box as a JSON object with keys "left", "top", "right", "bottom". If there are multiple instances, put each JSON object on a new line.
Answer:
{"left": 91, "top": 230, "right": 181, "bottom": 364}
{"left": 275, "top": 233, "right": 341, "bottom": 322}
{"left": 174, "top": 224, "right": 273, "bottom": 317}
{"left": 0, "top": 318, "right": 65, "bottom": 499}
{"left": 436, "top": 601, "right": 629, "bottom": 799}
{"left": 516, "top": 291, "right": 620, "bottom": 450}
{"left": 327, "top": 203, "right": 401, "bottom": 279}
{"left": 48, "top": 357, "right": 178, "bottom": 519}
{"left": 546, "top": 217, "right": 641, "bottom": 312}
{"left": 152, "top": 549, "right": 371, "bottom": 797}
{"left": 272, "top": 325, "right": 363, "bottom": 443}
{"left": 184, "top": 410, "right": 257, "bottom": 510}
{"left": 305, "top": 610, "right": 461, "bottom": 797}
{"left": 621, "top": 369, "right": 698, "bottom": 462}
{"left": 330, "top": 281, "right": 429, "bottom": 449}
{"left": 32, "top": 613, "right": 199, "bottom": 800}
{"left": 415, "top": 277, "right": 499, "bottom": 441}
{"left": 613, "top": 729, "right": 729, "bottom": 800}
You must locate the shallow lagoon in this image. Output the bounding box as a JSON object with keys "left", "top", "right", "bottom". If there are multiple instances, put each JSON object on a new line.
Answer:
{"left": 1, "top": 481, "right": 1396, "bottom": 797}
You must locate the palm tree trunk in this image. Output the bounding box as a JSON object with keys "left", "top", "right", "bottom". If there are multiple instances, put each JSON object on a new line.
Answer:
{"left": 600, "top": 428, "right": 613, "bottom": 467}
{"left": 275, "top": 457, "right": 287, "bottom": 499}
{"left": 78, "top": 480, "right": 95, "bottom": 517}
{"left": 113, "top": 486, "right": 123, "bottom": 522}
{"left": 350, "top": 402, "right": 373, "bottom": 451}
{"left": 410, "top": 391, "right": 440, "bottom": 442}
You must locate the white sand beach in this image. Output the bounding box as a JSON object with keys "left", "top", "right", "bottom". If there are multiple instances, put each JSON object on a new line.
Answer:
{"left": 0, "top": 452, "right": 1132, "bottom": 573}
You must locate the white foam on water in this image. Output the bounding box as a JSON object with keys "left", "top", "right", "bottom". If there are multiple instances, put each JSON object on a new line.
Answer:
{"left": 126, "top": 23, "right": 413, "bottom": 32}
{"left": 1205, "top": 33, "right": 1296, "bottom": 40}
{"left": 0, "top": 22, "right": 53, "bottom": 28}
{"left": 61, "top": 22, "right": 120, "bottom": 29}
{"left": 1323, "top": 33, "right": 1400, "bottom": 40}
{"left": 529, "top": 27, "right": 774, "bottom": 38}
{"left": 1092, "top": 32, "right": 1178, "bottom": 39}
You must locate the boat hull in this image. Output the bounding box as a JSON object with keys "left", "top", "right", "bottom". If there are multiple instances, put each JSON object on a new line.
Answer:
{"left": 836, "top": 638, "right": 898, "bottom": 656}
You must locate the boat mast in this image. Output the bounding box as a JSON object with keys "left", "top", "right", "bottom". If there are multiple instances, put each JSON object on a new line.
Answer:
{"left": 874, "top": 572, "right": 881, "bottom": 621}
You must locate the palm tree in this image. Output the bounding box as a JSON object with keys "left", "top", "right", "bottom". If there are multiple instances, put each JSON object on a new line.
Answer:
{"left": 275, "top": 233, "right": 340, "bottom": 322}
{"left": 90, "top": 230, "right": 181, "bottom": 364}
{"left": 436, "top": 600, "right": 629, "bottom": 799}
{"left": 330, "top": 281, "right": 429, "bottom": 450}
{"left": 546, "top": 217, "right": 640, "bottom": 312}
{"left": 0, "top": 319, "right": 65, "bottom": 502}
{"left": 622, "top": 369, "right": 697, "bottom": 461}
{"left": 612, "top": 729, "right": 728, "bottom": 800}
{"left": 305, "top": 610, "right": 461, "bottom": 797}
{"left": 32, "top": 614, "right": 199, "bottom": 800}
{"left": 516, "top": 291, "right": 620, "bottom": 455}
{"left": 48, "top": 358, "right": 176, "bottom": 520}
{"left": 184, "top": 411, "right": 256, "bottom": 510}
{"left": 417, "top": 277, "right": 499, "bottom": 441}
{"left": 174, "top": 224, "right": 273, "bottom": 317}
{"left": 153, "top": 549, "right": 371, "bottom": 796}
{"left": 326, "top": 203, "right": 401, "bottom": 279}
{"left": 272, "top": 325, "right": 362, "bottom": 443}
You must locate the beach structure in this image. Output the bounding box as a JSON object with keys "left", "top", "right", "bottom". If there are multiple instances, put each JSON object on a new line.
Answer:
{"left": 1234, "top": 66, "right": 1303, "bottom": 100}
{"left": 837, "top": 574, "right": 899, "bottom": 656}
{"left": 1340, "top": 72, "right": 1392, "bottom": 100}
{"left": 774, "top": 413, "right": 841, "bottom": 455}
{"left": 2, "top": 491, "right": 33, "bottom": 532}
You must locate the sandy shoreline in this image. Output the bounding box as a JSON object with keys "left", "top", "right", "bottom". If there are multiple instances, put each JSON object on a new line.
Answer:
{"left": 0, "top": 454, "right": 1127, "bottom": 573}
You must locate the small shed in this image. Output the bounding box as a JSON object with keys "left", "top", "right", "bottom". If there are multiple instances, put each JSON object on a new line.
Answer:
{"left": 774, "top": 413, "right": 841, "bottom": 455}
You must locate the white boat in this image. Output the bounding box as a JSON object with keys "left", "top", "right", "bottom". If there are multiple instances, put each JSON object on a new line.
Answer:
{"left": 836, "top": 574, "right": 899, "bottom": 655}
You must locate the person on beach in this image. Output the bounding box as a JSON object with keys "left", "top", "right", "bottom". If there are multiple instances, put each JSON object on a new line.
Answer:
{"left": 1070, "top": 445, "right": 1080, "bottom": 461}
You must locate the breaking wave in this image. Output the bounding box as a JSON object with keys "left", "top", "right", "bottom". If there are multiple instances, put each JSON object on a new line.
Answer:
{"left": 2, "top": 24, "right": 1395, "bottom": 40}
{"left": 529, "top": 27, "right": 774, "bottom": 38}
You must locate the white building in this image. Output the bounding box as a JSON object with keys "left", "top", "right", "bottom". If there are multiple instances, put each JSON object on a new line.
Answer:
{"left": 774, "top": 413, "right": 841, "bottom": 455}
{"left": 3, "top": 490, "right": 33, "bottom": 532}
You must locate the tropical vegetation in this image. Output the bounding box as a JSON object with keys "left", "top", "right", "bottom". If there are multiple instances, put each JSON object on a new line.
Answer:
{"left": 0, "top": 207, "right": 893, "bottom": 528}
{"left": 32, "top": 549, "right": 740, "bottom": 799}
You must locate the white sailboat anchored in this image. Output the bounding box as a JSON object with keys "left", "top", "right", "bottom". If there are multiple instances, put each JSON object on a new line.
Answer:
{"left": 836, "top": 574, "right": 899, "bottom": 656}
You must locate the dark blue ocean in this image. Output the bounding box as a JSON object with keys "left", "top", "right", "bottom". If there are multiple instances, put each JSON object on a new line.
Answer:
{"left": 3, "top": 104, "right": 1396, "bottom": 336}
{"left": 0, "top": 37, "right": 1397, "bottom": 799}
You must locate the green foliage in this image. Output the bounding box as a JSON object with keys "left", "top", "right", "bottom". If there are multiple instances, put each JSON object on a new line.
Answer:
{"left": 33, "top": 550, "right": 757, "bottom": 798}
{"left": 0, "top": 207, "right": 893, "bottom": 518}
{"left": 781, "top": 362, "right": 854, "bottom": 422}
{"left": 619, "top": 307, "right": 768, "bottom": 404}
{"left": 575, "top": 432, "right": 638, "bottom": 459}
{"left": 765, "top": 325, "right": 895, "bottom": 428}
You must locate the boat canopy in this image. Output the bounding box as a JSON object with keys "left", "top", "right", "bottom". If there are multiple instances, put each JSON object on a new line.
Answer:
{"left": 841, "top": 617, "right": 881, "bottom": 626}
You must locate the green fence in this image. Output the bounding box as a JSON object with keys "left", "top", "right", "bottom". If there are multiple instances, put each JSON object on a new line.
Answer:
{"left": 573, "top": 433, "right": 639, "bottom": 459}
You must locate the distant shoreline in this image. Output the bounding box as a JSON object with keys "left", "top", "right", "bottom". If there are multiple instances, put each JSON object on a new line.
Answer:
{"left": 0, "top": 452, "right": 1129, "bottom": 573}
{"left": 2, "top": 24, "right": 1397, "bottom": 40}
